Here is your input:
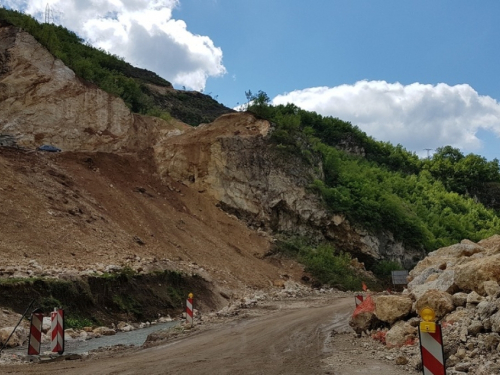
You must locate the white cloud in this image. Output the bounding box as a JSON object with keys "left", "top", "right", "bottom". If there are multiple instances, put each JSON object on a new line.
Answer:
{"left": 1, "top": 0, "right": 226, "bottom": 90}
{"left": 273, "top": 81, "right": 500, "bottom": 157}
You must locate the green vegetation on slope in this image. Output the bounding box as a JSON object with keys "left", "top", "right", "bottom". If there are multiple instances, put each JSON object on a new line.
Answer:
{"left": 0, "top": 8, "right": 233, "bottom": 125}
{"left": 0, "top": 269, "right": 207, "bottom": 327}
{"left": 273, "top": 238, "right": 376, "bottom": 291}
{"left": 247, "top": 92, "right": 500, "bottom": 252}
{"left": 0, "top": 8, "right": 169, "bottom": 116}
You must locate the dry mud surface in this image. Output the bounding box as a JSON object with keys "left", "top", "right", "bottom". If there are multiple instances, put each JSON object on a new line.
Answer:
{"left": 1, "top": 296, "right": 418, "bottom": 375}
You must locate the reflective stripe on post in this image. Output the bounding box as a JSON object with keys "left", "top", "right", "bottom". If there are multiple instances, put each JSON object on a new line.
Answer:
{"left": 418, "top": 323, "right": 445, "bottom": 375}
{"left": 186, "top": 293, "right": 194, "bottom": 327}
{"left": 50, "top": 308, "right": 64, "bottom": 355}
{"left": 27, "top": 312, "right": 43, "bottom": 355}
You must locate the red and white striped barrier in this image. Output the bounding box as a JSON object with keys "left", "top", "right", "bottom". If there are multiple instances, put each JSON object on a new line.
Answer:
{"left": 186, "top": 293, "right": 194, "bottom": 327}
{"left": 27, "top": 312, "right": 44, "bottom": 355}
{"left": 418, "top": 323, "right": 445, "bottom": 375}
{"left": 355, "top": 294, "right": 364, "bottom": 307}
{"left": 50, "top": 308, "right": 64, "bottom": 354}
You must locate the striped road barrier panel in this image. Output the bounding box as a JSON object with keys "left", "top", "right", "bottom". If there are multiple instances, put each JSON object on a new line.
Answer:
{"left": 186, "top": 293, "right": 194, "bottom": 327}
{"left": 50, "top": 308, "right": 64, "bottom": 355}
{"left": 27, "top": 312, "right": 44, "bottom": 355}
{"left": 418, "top": 323, "right": 445, "bottom": 375}
{"left": 355, "top": 294, "right": 364, "bottom": 307}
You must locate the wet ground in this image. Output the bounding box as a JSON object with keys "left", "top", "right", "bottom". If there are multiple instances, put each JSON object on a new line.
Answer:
{"left": 3, "top": 321, "right": 179, "bottom": 358}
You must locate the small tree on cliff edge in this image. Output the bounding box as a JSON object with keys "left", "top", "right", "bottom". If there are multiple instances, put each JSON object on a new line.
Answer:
{"left": 246, "top": 90, "right": 271, "bottom": 119}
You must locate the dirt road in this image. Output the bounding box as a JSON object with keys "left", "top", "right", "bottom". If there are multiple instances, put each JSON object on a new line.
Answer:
{"left": 1, "top": 297, "right": 417, "bottom": 375}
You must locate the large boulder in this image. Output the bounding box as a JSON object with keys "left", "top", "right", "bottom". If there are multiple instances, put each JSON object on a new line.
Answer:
{"left": 117, "top": 321, "right": 135, "bottom": 332}
{"left": 454, "top": 254, "right": 500, "bottom": 294}
{"left": 408, "top": 267, "right": 443, "bottom": 289}
{"left": 409, "top": 242, "right": 485, "bottom": 282}
{"left": 0, "top": 326, "right": 27, "bottom": 348}
{"left": 409, "top": 269, "right": 458, "bottom": 299}
{"left": 349, "top": 295, "right": 380, "bottom": 336}
{"left": 93, "top": 326, "right": 116, "bottom": 336}
{"left": 428, "top": 241, "right": 484, "bottom": 258}
{"left": 478, "top": 235, "right": 500, "bottom": 255}
{"left": 385, "top": 320, "right": 417, "bottom": 347}
{"left": 349, "top": 311, "right": 379, "bottom": 337}
{"left": 414, "top": 289, "right": 454, "bottom": 319}
{"left": 375, "top": 295, "right": 413, "bottom": 324}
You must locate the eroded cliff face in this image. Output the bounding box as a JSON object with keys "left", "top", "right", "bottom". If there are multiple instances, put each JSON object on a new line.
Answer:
{"left": 0, "top": 24, "right": 421, "bottom": 269}
{"left": 158, "top": 113, "right": 423, "bottom": 268}
{"left": 0, "top": 25, "right": 187, "bottom": 153}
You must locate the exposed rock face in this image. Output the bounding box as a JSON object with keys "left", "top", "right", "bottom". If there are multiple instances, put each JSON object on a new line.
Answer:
{"left": 0, "top": 23, "right": 422, "bottom": 267}
{"left": 0, "top": 25, "right": 186, "bottom": 153}
{"left": 157, "top": 112, "right": 422, "bottom": 267}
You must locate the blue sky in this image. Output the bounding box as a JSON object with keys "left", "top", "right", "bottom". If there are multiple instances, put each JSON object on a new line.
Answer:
{"left": 177, "top": 1, "right": 499, "bottom": 105}
{"left": 2, "top": 0, "right": 500, "bottom": 160}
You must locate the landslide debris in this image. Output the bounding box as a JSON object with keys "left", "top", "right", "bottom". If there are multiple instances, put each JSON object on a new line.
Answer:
{"left": 349, "top": 235, "right": 500, "bottom": 374}
{"left": 0, "top": 147, "right": 304, "bottom": 290}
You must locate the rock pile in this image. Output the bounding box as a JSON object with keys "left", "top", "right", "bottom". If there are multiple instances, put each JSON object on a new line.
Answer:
{"left": 0, "top": 257, "right": 212, "bottom": 281}
{"left": 350, "top": 234, "right": 500, "bottom": 374}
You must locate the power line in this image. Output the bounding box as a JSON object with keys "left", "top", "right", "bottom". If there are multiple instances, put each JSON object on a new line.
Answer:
{"left": 44, "top": 3, "right": 54, "bottom": 24}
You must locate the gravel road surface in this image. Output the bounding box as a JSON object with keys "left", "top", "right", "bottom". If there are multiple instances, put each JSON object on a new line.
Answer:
{"left": 1, "top": 296, "right": 418, "bottom": 374}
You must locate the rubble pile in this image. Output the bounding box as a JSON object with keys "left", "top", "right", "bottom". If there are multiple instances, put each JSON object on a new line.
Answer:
{"left": 350, "top": 235, "right": 500, "bottom": 374}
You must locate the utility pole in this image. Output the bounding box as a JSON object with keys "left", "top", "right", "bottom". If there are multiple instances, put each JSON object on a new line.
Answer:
{"left": 424, "top": 148, "right": 433, "bottom": 159}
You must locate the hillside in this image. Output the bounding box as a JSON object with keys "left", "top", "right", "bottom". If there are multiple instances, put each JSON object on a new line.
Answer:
{"left": 0, "top": 9, "right": 233, "bottom": 126}
{"left": 0, "top": 145, "right": 306, "bottom": 289}
{"left": 2, "top": 8, "right": 500, "bottom": 318}
{"left": 3, "top": 7, "right": 500, "bottom": 374}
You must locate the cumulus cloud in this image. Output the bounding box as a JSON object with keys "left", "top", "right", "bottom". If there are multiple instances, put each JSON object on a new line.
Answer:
{"left": 273, "top": 81, "right": 500, "bottom": 157}
{"left": 1, "top": 0, "right": 226, "bottom": 90}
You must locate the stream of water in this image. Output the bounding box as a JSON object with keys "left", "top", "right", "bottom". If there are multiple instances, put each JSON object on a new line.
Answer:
{"left": 4, "top": 320, "right": 179, "bottom": 357}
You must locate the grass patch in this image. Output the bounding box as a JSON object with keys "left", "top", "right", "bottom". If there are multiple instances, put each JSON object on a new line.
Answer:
{"left": 112, "top": 294, "right": 142, "bottom": 317}
{"left": 273, "top": 237, "right": 373, "bottom": 291}
{"left": 65, "top": 315, "right": 97, "bottom": 329}
{"left": 0, "top": 277, "right": 42, "bottom": 286}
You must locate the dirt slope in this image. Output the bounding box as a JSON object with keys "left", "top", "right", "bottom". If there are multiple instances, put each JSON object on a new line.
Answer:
{"left": 0, "top": 146, "right": 303, "bottom": 292}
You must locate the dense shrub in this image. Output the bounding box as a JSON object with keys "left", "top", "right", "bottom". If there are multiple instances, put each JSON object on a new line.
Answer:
{"left": 274, "top": 238, "right": 371, "bottom": 290}
{"left": 247, "top": 92, "right": 500, "bottom": 252}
